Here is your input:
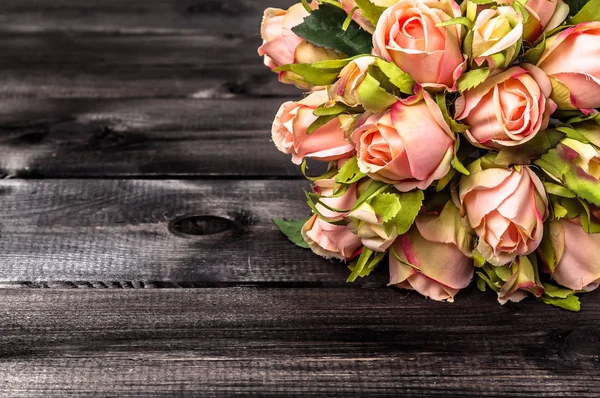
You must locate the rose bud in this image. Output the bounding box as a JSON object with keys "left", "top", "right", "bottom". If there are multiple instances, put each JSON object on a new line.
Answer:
{"left": 560, "top": 139, "right": 600, "bottom": 180}
{"left": 455, "top": 65, "right": 556, "bottom": 149}
{"left": 471, "top": 7, "right": 523, "bottom": 69}
{"left": 542, "top": 218, "right": 600, "bottom": 291}
{"left": 347, "top": 201, "right": 399, "bottom": 252}
{"left": 351, "top": 95, "right": 454, "bottom": 192}
{"left": 258, "top": 4, "right": 341, "bottom": 89}
{"left": 497, "top": 256, "right": 544, "bottom": 304}
{"left": 328, "top": 56, "right": 399, "bottom": 111}
{"left": 302, "top": 214, "right": 363, "bottom": 261}
{"left": 498, "top": 0, "right": 570, "bottom": 42}
{"left": 313, "top": 172, "right": 358, "bottom": 222}
{"left": 389, "top": 202, "right": 474, "bottom": 302}
{"left": 372, "top": 0, "right": 465, "bottom": 90}
{"left": 459, "top": 164, "right": 548, "bottom": 266}
{"left": 537, "top": 22, "right": 600, "bottom": 111}
{"left": 272, "top": 90, "right": 355, "bottom": 165}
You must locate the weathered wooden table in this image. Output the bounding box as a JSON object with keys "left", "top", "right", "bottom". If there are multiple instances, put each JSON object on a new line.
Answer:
{"left": 0, "top": 1, "right": 598, "bottom": 396}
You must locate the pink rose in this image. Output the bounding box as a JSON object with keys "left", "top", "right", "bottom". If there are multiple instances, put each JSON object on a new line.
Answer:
{"left": 499, "top": 0, "right": 570, "bottom": 41}
{"left": 302, "top": 214, "right": 362, "bottom": 261}
{"left": 537, "top": 22, "right": 600, "bottom": 111}
{"left": 351, "top": 94, "right": 454, "bottom": 191}
{"left": 272, "top": 90, "right": 355, "bottom": 165}
{"left": 258, "top": 4, "right": 340, "bottom": 89}
{"left": 372, "top": 0, "right": 465, "bottom": 90}
{"left": 459, "top": 165, "right": 548, "bottom": 266}
{"left": 455, "top": 65, "right": 556, "bottom": 149}
{"left": 389, "top": 203, "right": 474, "bottom": 302}
{"left": 544, "top": 218, "right": 600, "bottom": 291}
{"left": 313, "top": 171, "right": 358, "bottom": 222}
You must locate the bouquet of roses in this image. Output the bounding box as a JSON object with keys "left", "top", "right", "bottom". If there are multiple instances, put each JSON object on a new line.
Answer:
{"left": 258, "top": 0, "right": 600, "bottom": 310}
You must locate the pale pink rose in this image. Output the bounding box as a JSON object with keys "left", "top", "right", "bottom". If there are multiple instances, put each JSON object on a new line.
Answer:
{"left": 496, "top": 256, "right": 545, "bottom": 305}
{"left": 350, "top": 94, "right": 454, "bottom": 191}
{"left": 459, "top": 166, "right": 548, "bottom": 266}
{"left": 272, "top": 90, "right": 355, "bottom": 165}
{"left": 258, "top": 4, "right": 340, "bottom": 89}
{"left": 302, "top": 214, "right": 363, "bottom": 261}
{"left": 499, "top": 0, "right": 570, "bottom": 41}
{"left": 372, "top": 0, "right": 465, "bottom": 90}
{"left": 537, "top": 22, "right": 600, "bottom": 110}
{"left": 544, "top": 218, "right": 600, "bottom": 291}
{"left": 455, "top": 65, "right": 556, "bottom": 149}
{"left": 389, "top": 203, "right": 474, "bottom": 302}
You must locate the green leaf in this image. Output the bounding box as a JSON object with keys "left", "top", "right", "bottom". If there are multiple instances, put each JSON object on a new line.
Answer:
{"left": 353, "top": 0, "right": 386, "bottom": 26}
{"left": 436, "top": 168, "right": 458, "bottom": 192}
{"left": 292, "top": 4, "right": 373, "bottom": 57}
{"left": 307, "top": 114, "right": 337, "bottom": 134}
{"left": 451, "top": 136, "right": 470, "bottom": 176}
{"left": 314, "top": 102, "right": 352, "bottom": 117}
{"left": 356, "top": 72, "right": 399, "bottom": 112}
{"left": 543, "top": 283, "right": 575, "bottom": 299}
{"left": 342, "top": 8, "right": 356, "bottom": 31}
{"left": 273, "top": 218, "right": 310, "bottom": 249}
{"left": 544, "top": 182, "right": 576, "bottom": 199}
{"left": 375, "top": 59, "right": 415, "bottom": 95}
{"left": 336, "top": 157, "right": 366, "bottom": 185}
{"left": 495, "top": 129, "right": 565, "bottom": 166}
{"left": 476, "top": 277, "right": 487, "bottom": 292}
{"left": 538, "top": 225, "right": 558, "bottom": 273}
{"left": 436, "top": 16, "right": 474, "bottom": 30}
{"left": 569, "top": 0, "right": 600, "bottom": 24}
{"left": 524, "top": 35, "right": 546, "bottom": 64}
{"left": 536, "top": 146, "right": 600, "bottom": 206}
{"left": 391, "top": 190, "right": 425, "bottom": 235}
{"left": 273, "top": 64, "right": 341, "bottom": 86}
{"left": 353, "top": 180, "right": 389, "bottom": 210}
{"left": 578, "top": 198, "right": 600, "bottom": 233}
{"left": 457, "top": 68, "right": 491, "bottom": 93}
{"left": 473, "top": 249, "right": 486, "bottom": 268}
{"left": 370, "top": 193, "right": 402, "bottom": 223}
{"left": 540, "top": 295, "right": 581, "bottom": 312}
{"left": 435, "top": 94, "right": 469, "bottom": 133}
{"left": 347, "top": 248, "right": 386, "bottom": 282}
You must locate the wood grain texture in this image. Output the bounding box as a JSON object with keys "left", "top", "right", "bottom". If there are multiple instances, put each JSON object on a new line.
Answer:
{"left": 0, "top": 288, "right": 599, "bottom": 397}
{"left": 0, "top": 0, "right": 299, "bottom": 100}
{"left": 0, "top": 98, "right": 307, "bottom": 178}
{"left": 0, "top": 33, "right": 298, "bottom": 99}
{"left": 0, "top": 179, "right": 384, "bottom": 285}
{"left": 0, "top": 0, "right": 296, "bottom": 34}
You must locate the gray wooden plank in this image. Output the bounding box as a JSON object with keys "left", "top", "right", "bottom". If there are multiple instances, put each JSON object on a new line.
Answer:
{"left": 0, "top": 32, "right": 298, "bottom": 99}
{"left": 0, "top": 0, "right": 296, "bottom": 34}
{"left": 0, "top": 288, "right": 598, "bottom": 396}
{"left": 0, "top": 179, "right": 381, "bottom": 285}
{"left": 0, "top": 98, "right": 306, "bottom": 178}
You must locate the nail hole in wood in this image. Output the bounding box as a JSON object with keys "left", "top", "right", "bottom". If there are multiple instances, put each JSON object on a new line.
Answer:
{"left": 169, "top": 215, "right": 235, "bottom": 237}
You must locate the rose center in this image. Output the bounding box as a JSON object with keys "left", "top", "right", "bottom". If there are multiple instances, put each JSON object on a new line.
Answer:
{"left": 362, "top": 130, "right": 393, "bottom": 166}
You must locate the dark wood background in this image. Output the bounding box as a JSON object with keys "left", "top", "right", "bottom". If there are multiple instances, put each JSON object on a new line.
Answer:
{"left": 0, "top": 1, "right": 599, "bottom": 396}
